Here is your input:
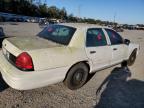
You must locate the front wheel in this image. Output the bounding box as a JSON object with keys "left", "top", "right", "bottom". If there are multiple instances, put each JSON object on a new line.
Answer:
{"left": 127, "top": 50, "right": 137, "bottom": 66}
{"left": 64, "top": 63, "right": 89, "bottom": 90}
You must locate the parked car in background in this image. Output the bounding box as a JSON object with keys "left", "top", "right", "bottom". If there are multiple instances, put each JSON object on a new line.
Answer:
{"left": 0, "top": 23, "right": 139, "bottom": 90}
{"left": 0, "top": 16, "right": 5, "bottom": 22}
{"left": 0, "top": 27, "right": 5, "bottom": 47}
{"left": 39, "top": 18, "right": 48, "bottom": 25}
{"left": 113, "top": 26, "right": 124, "bottom": 32}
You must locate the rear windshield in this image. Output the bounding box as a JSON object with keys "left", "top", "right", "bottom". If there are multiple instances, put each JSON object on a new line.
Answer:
{"left": 38, "top": 25, "right": 76, "bottom": 45}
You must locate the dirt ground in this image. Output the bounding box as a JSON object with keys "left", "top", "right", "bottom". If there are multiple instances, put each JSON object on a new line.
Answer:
{"left": 0, "top": 23, "right": 144, "bottom": 108}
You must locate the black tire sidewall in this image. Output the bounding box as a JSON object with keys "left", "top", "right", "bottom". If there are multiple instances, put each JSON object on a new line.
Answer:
{"left": 128, "top": 50, "right": 136, "bottom": 66}
{"left": 64, "top": 63, "right": 88, "bottom": 90}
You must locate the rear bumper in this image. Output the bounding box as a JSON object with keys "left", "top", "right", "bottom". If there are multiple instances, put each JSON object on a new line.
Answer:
{"left": 0, "top": 51, "right": 69, "bottom": 90}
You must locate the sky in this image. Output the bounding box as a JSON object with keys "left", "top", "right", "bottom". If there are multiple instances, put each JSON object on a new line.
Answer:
{"left": 41, "top": 0, "right": 144, "bottom": 24}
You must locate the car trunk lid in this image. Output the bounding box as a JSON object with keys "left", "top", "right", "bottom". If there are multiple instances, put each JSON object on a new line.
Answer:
{"left": 5, "top": 36, "right": 62, "bottom": 51}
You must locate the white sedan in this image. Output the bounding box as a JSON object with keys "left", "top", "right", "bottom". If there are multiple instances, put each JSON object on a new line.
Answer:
{"left": 0, "top": 23, "right": 139, "bottom": 90}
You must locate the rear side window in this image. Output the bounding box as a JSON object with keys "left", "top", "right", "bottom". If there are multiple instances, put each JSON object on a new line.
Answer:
{"left": 86, "top": 28, "right": 107, "bottom": 47}
{"left": 105, "top": 29, "right": 123, "bottom": 45}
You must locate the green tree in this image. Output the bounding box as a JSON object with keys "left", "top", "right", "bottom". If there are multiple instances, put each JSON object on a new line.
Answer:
{"left": 47, "top": 6, "right": 60, "bottom": 18}
{"left": 67, "top": 14, "right": 78, "bottom": 22}
{"left": 39, "top": 4, "right": 48, "bottom": 17}
{"left": 59, "top": 7, "right": 67, "bottom": 20}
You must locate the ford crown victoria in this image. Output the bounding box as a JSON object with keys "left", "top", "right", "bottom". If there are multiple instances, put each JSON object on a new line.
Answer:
{"left": 0, "top": 23, "right": 139, "bottom": 90}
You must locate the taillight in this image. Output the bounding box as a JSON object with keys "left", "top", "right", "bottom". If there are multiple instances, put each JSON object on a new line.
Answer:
{"left": 15, "top": 52, "right": 34, "bottom": 71}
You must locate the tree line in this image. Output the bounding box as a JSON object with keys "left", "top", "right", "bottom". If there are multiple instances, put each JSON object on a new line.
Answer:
{"left": 0, "top": 0, "right": 117, "bottom": 25}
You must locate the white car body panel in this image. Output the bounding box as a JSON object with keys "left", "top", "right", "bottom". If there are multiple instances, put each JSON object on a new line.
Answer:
{"left": 86, "top": 46, "right": 111, "bottom": 71}
{"left": 0, "top": 23, "right": 139, "bottom": 90}
{"left": 28, "top": 47, "right": 88, "bottom": 71}
{"left": 110, "top": 44, "right": 128, "bottom": 65}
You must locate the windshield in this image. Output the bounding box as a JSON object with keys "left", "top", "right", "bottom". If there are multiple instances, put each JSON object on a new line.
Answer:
{"left": 37, "top": 24, "right": 76, "bottom": 45}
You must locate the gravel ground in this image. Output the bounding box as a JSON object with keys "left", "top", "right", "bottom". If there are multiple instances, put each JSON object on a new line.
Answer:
{"left": 0, "top": 23, "right": 144, "bottom": 108}
{"left": 0, "top": 22, "right": 42, "bottom": 37}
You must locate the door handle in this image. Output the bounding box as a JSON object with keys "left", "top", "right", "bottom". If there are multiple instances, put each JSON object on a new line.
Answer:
{"left": 113, "top": 48, "right": 117, "bottom": 50}
{"left": 90, "top": 51, "right": 96, "bottom": 54}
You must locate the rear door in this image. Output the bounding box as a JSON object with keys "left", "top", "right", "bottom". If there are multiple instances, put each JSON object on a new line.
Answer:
{"left": 105, "top": 29, "right": 127, "bottom": 65}
{"left": 85, "top": 28, "right": 112, "bottom": 71}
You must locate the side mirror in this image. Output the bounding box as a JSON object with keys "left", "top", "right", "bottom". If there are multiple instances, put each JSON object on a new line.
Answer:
{"left": 124, "top": 39, "right": 130, "bottom": 45}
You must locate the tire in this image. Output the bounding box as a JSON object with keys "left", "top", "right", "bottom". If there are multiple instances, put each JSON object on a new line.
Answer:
{"left": 64, "top": 63, "right": 89, "bottom": 90}
{"left": 127, "top": 50, "right": 137, "bottom": 66}
{"left": 121, "top": 61, "right": 128, "bottom": 67}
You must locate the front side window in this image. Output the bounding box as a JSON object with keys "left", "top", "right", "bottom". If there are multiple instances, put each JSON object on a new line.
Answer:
{"left": 86, "top": 28, "right": 107, "bottom": 47}
{"left": 37, "top": 25, "right": 76, "bottom": 45}
{"left": 105, "top": 29, "right": 123, "bottom": 45}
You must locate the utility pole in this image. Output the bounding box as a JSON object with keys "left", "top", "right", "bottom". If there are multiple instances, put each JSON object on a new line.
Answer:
{"left": 38, "top": 0, "right": 41, "bottom": 5}
{"left": 114, "top": 12, "right": 117, "bottom": 27}
{"left": 78, "top": 5, "right": 81, "bottom": 18}
{"left": 44, "top": 0, "right": 47, "bottom": 4}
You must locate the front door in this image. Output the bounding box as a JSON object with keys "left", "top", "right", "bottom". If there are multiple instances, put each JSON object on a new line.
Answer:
{"left": 105, "top": 29, "right": 127, "bottom": 65}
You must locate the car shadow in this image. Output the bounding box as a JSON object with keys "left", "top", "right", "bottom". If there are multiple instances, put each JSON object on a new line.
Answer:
{"left": 95, "top": 66, "right": 144, "bottom": 108}
{"left": 0, "top": 74, "right": 9, "bottom": 92}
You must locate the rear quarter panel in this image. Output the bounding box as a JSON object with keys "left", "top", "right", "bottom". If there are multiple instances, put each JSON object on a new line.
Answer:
{"left": 28, "top": 47, "right": 88, "bottom": 71}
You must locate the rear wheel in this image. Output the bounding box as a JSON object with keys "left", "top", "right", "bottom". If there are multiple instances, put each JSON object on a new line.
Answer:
{"left": 127, "top": 50, "right": 137, "bottom": 66}
{"left": 64, "top": 63, "right": 88, "bottom": 90}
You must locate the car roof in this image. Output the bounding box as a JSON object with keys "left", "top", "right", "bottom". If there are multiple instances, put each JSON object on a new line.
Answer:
{"left": 58, "top": 23, "right": 109, "bottom": 29}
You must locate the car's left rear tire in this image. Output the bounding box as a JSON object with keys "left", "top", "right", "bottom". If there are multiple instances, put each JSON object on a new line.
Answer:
{"left": 64, "top": 63, "right": 88, "bottom": 90}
